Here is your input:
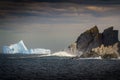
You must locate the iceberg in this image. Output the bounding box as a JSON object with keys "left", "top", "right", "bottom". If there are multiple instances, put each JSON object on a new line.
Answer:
{"left": 3, "top": 40, "right": 51, "bottom": 54}
{"left": 30, "top": 48, "right": 51, "bottom": 54}
{"left": 3, "top": 40, "right": 28, "bottom": 54}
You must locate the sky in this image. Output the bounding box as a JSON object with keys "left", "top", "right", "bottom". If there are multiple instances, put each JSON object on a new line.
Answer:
{"left": 0, "top": 0, "right": 120, "bottom": 52}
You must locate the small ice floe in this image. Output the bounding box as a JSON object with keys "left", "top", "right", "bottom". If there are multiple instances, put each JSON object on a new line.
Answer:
{"left": 79, "top": 56, "right": 102, "bottom": 59}
{"left": 51, "top": 51, "right": 76, "bottom": 57}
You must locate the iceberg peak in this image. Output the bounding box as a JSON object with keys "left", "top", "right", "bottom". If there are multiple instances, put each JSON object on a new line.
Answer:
{"left": 3, "top": 40, "right": 51, "bottom": 54}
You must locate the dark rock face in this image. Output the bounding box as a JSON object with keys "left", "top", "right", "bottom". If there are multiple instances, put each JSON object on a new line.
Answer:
{"left": 103, "top": 27, "right": 119, "bottom": 46}
{"left": 76, "top": 26, "right": 101, "bottom": 53}
{"left": 86, "top": 33, "right": 102, "bottom": 52}
{"left": 76, "top": 26, "right": 119, "bottom": 54}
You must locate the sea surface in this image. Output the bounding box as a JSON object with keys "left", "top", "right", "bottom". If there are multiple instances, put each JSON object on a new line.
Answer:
{"left": 0, "top": 54, "right": 120, "bottom": 80}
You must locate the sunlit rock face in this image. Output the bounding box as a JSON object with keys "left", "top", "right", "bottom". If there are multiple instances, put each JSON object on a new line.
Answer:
{"left": 92, "top": 43, "right": 120, "bottom": 58}
{"left": 3, "top": 40, "right": 51, "bottom": 54}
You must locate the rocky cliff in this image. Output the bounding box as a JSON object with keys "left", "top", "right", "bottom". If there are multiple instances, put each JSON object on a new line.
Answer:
{"left": 76, "top": 26, "right": 102, "bottom": 53}
{"left": 69, "top": 26, "right": 120, "bottom": 58}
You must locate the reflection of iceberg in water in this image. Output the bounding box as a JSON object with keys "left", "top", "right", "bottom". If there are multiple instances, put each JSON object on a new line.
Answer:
{"left": 3, "top": 40, "right": 51, "bottom": 54}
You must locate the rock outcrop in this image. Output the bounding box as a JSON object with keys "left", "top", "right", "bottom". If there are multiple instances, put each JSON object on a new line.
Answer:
{"left": 76, "top": 26, "right": 102, "bottom": 53}
{"left": 68, "top": 42, "right": 77, "bottom": 55}
{"left": 92, "top": 43, "right": 120, "bottom": 58}
{"left": 71, "top": 26, "right": 120, "bottom": 58}
{"left": 102, "top": 27, "right": 119, "bottom": 46}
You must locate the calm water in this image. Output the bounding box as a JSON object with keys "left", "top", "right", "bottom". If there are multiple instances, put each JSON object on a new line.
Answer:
{"left": 0, "top": 54, "right": 120, "bottom": 80}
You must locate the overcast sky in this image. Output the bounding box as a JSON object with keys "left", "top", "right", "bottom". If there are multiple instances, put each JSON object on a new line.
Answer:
{"left": 0, "top": 0, "right": 120, "bottom": 52}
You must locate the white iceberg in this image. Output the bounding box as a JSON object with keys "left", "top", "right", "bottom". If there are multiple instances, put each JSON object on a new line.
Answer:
{"left": 30, "top": 48, "right": 51, "bottom": 54}
{"left": 3, "top": 40, "right": 51, "bottom": 54}
{"left": 3, "top": 40, "right": 28, "bottom": 54}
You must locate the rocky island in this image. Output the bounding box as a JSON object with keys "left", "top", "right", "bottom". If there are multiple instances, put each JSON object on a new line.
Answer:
{"left": 69, "top": 26, "right": 120, "bottom": 59}
{"left": 1, "top": 26, "right": 120, "bottom": 80}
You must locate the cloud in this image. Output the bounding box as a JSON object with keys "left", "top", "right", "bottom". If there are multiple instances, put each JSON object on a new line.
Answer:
{"left": 85, "top": 6, "right": 113, "bottom": 12}
{"left": 1, "top": 0, "right": 120, "bottom": 4}
{"left": 0, "top": 2, "right": 120, "bottom": 31}
{"left": 0, "top": 2, "right": 120, "bottom": 20}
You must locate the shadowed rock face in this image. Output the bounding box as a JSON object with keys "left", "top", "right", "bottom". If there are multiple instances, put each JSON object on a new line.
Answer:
{"left": 102, "top": 27, "right": 119, "bottom": 46}
{"left": 75, "top": 26, "right": 119, "bottom": 58}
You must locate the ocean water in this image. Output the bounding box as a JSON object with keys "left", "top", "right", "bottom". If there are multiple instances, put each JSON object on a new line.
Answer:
{"left": 0, "top": 54, "right": 120, "bottom": 80}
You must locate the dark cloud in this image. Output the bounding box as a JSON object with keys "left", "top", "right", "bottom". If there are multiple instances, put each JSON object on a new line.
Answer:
{"left": 0, "top": 0, "right": 120, "bottom": 19}
{"left": 0, "top": 0, "right": 120, "bottom": 31}
{"left": 0, "top": 0, "right": 120, "bottom": 4}
{"left": 0, "top": 2, "right": 119, "bottom": 18}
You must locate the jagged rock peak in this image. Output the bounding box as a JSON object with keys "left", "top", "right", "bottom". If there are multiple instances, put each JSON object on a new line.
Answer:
{"left": 85, "top": 25, "right": 99, "bottom": 35}
{"left": 76, "top": 25, "right": 101, "bottom": 53}
{"left": 103, "top": 26, "right": 113, "bottom": 33}
{"left": 102, "top": 26, "right": 119, "bottom": 46}
{"left": 69, "top": 26, "right": 120, "bottom": 58}
{"left": 75, "top": 25, "right": 119, "bottom": 54}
